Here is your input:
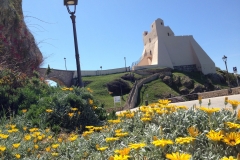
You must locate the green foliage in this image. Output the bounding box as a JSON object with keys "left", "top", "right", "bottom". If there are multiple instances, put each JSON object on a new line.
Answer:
{"left": 0, "top": 69, "right": 107, "bottom": 132}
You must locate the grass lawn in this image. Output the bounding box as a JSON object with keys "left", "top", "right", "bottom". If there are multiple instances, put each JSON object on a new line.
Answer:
{"left": 138, "top": 79, "right": 179, "bottom": 106}
{"left": 82, "top": 72, "right": 143, "bottom": 109}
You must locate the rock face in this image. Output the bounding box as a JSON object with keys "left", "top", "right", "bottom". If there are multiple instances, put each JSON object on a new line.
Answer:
{"left": 0, "top": 0, "right": 42, "bottom": 74}
{"left": 181, "top": 76, "right": 194, "bottom": 89}
{"left": 107, "top": 79, "right": 131, "bottom": 96}
{"left": 162, "top": 76, "right": 172, "bottom": 86}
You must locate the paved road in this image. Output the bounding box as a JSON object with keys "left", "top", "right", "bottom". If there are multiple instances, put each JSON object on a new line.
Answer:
{"left": 117, "top": 94, "right": 240, "bottom": 114}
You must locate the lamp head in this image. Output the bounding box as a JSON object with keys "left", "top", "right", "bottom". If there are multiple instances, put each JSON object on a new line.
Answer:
{"left": 64, "top": 0, "right": 78, "bottom": 5}
{"left": 222, "top": 55, "right": 227, "bottom": 62}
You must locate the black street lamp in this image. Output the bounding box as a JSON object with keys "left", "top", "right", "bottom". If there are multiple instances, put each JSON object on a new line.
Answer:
{"left": 124, "top": 57, "right": 126, "bottom": 71}
{"left": 100, "top": 66, "right": 102, "bottom": 75}
{"left": 222, "top": 55, "right": 231, "bottom": 90}
{"left": 64, "top": 57, "right": 67, "bottom": 70}
{"left": 64, "top": 0, "right": 83, "bottom": 87}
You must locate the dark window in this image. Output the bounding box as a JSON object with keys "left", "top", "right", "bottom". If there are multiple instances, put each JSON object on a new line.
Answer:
{"left": 150, "top": 50, "right": 152, "bottom": 55}
{"left": 161, "top": 22, "right": 163, "bottom": 25}
{"left": 168, "top": 33, "right": 170, "bottom": 36}
{"left": 149, "top": 38, "right": 151, "bottom": 42}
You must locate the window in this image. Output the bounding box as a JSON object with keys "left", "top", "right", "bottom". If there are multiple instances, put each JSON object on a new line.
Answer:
{"left": 150, "top": 50, "right": 152, "bottom": 55}
{"left": 161, "top": 22, "right": 163, "bottom": 25}
{"left": 149, "top": 38, "right": 151, "bottom": 43}
{"left": 168, "top": 33, "right": 170, "bottom": 36}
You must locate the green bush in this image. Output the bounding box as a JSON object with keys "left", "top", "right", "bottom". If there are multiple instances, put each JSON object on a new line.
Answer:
{"left": 0, "top": 69, "right": 107, "bottom": 132}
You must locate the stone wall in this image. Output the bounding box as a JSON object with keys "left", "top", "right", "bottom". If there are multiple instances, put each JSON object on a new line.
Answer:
{"left": 198, "top": 87, "right": 240, "bottom": 99}
{"left": 173, "top": 64, "right": 197, "bottom": 72}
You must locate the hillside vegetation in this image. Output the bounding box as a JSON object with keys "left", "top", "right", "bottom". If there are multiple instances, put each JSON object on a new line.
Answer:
{"left": 82, "top": 67, "right": 240, "bottom": 109}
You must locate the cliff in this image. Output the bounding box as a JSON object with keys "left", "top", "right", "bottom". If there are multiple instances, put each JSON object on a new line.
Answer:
{"left": 0, "top": 0, "right": 43, "bottom": 74}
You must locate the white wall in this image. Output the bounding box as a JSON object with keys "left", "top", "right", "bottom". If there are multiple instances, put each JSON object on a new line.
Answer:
{"left": 136, "top": 18, "right": 216, "bottom": 75}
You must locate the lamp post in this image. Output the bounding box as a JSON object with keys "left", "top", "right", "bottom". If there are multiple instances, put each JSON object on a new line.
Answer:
{"left": 100, "top": 66, "right": 102, "bottom": 75}
{"left": 124, "top": 57, "right": 126, "bottom": 71}
{"left": 64, "top": 57, "right": 67, "bottom": 70}
{"left": 222, "top": 55, "right": 231, "bottom": 90}
{"left": 64, "top": 0, "right": 83, "bottom": 87}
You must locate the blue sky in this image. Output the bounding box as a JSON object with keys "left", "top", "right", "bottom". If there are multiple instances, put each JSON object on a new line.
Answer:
{"left": 22, "top": 0, "right": 240, "bottom": 73}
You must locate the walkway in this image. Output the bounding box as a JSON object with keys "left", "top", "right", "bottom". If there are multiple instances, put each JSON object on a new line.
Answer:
{"left": 116, "top": 94, "right": 240, "bottom": 114}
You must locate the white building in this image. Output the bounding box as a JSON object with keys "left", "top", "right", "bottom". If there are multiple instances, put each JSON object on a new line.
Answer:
{"left": 133, "top": 18, "right": 216, "bottom": 75}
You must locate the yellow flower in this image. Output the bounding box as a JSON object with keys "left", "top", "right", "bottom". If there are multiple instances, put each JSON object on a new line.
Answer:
{"left": 24, "top": 134, "right": 31, "bottom": 141}
{"left": 12, "top": 143, "right": 20, "bottom": 149}
{"left": 125, "top": 112, "right": 134, "bottom": 118}
{"left": 0, "top": 133, "right": 9, "bottom": 139}
{"left": 222, "top": 132, "right": 240, "bottom": 146}
{"left": 69, "top": 88, "right": 73, "bottom": 91}
{"left": 206, "top": 130, "right": 223, "bottom": 141}
{"left": 115, "top": 129, "right": 122, "bottom": 133}
{"left": 158, "top": 99, "right": 171, "bottom": 105}
{"left": 221, "top": 156, "right": 237, "bottom": 160}
{"left": 153, "top": 136, "right": 158, "bottom": 141}
{"left": 237, "top": 109, "right": 240, "bottom": 120}
{"left": 34, "top": 144, "right": 39, "bottom": 149}
{"left": 47, "top": 135, "right": 52, "bottom": 140}
{"left": 23, "top": 126, "right": 27, "bottom": 131}
{"left": 15, "top": 154, "right": 21, "bottom": 159}
{"left": 51, "top": 152, "right": 59, "bottom": 156}
{"left": 113, "top": 155, "right": 130, "bottom": 160}
{"left": 97, "top": 146, "right": 108, "bottom": 151}
{"left": 46, "top": 109, "right": 53, "bottom": 113}
{"left": 68, "top": 112, "right": 74, "bottom": 118}
{"left": 10, "top": 124, "right": 16, "bottom": 129}
{"left": 166, "top": 152, "right": 191, "bottom": 160}
{"left": 71, "top": 107, "right": 78, "bottom": 111}
{"left": 58, "top": 137, "right": 63, "bottom": 143}
{"left": 114, "top": 148, "right": 131, "bottom": 156}
{"left": 152, "top": 139, "right": 174, "bottom": 148}
{"left": 141, "top": 117, "right": 151, "bottom": 122}
{"left": 115, "top": 132, "right": 128, "bottom": 137}
{"left": 128, "top": 143, "right": 146, "bottom": 150}
{"left": 86, "top": 126, "right": 94, "bottom": 129}
{"left": 93, "top": 127, "right": 103, "bottom": 131}
{"left": 0, "top": 146, "right": 6, "bottom": 152}
{"left": 89, "top": 99, "right": 93, "bottom": 105}
{"left": 199, "top": 107, "right": 220, "bottom": 115}
{"left": 29, "top": 128, "right": 38, "bottom": 132}
{"left": 68, "top": 134, "right": 78, "bottom": 142}
{"left": 225, "top": 122, "right": 240, "bottom": 129}
{"left": 52, "top": 144, "right": 60, "bottom": 149}
{"left": 106, "top": 137, "right": 119, "bottom": 142}
{"left": 22, "top": 109, "right": 27, "bottom": 113}
{"left": 187, "top": 126, "right": 200, "bottom": 137}
{"left": 175, "top": 137, "right": 195, "bottom": 144}
{"left": 45, "top": 128, "right": 50, "bottom": 132}
{"left": 45, "top": 146, "right": 51, "bottom": 152}
{"left": 108, "top": 119, "right": 121, "bottom": 124}
{"left": 37, "top": 135, "right": 43, "bottom": 141}
{"left": 87, "top": 88, "right": 93, "bottom": 93}
{"left": 227, "top": 100, "right": 240, "bottom": 110}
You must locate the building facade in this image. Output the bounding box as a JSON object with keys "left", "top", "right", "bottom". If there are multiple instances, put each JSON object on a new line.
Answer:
{"left": 133, "top": 18, "right": 216, "bottom": 75}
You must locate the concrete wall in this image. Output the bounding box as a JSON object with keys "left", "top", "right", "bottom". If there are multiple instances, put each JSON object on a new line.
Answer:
{"left": 73, "top": 67, "right": 130, "bottom": 78}
{"left": 136, "top": 18, "right": 216, "bottom": 75}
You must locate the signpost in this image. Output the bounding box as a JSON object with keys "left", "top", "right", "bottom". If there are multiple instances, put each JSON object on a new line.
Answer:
{"left": 233, "top": 67, "right": 239, "bottom": 86}
{"left": 114, "top": 96, "right": 121, "bottom": 107}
